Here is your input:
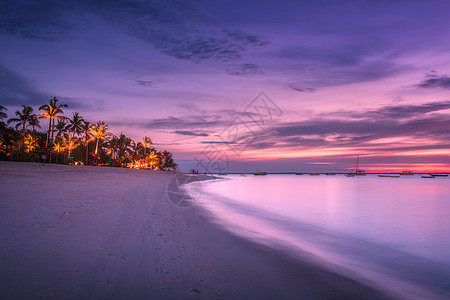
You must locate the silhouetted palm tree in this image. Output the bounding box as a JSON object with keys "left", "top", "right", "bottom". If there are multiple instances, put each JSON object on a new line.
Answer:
{"left": 117, "top": 133, "right": 132, "bottom": 164}
{"left": 107, "top": 135, "right": 120, "bottom": 163}
{"left": 161, "top": 150, "right": 178, "bottom": 171}
{"left": 81, "top": 120, "right": 91, "bottom": 164}
{"left": 0, "top": 105, "right": 7, "bottom": 129}
{"left": 88, "top": 121, "right": 108, "bottom": 162}
{"left": 131, "top": 141, "right": 143, "bottom": 166}
{"left": 27, "top": 115, "right": 40, "bottom": 132}
{"left": 7, "top": 105, "right": 34, "bottom": 150}
{"left": 55, "top": 119, "right": 69, "bottom": 137}
{"left": 67, "top": 112, "right": 84, "bottom": 137}
{"left": 38, "top": 97, "right": 67, "bottom": 147}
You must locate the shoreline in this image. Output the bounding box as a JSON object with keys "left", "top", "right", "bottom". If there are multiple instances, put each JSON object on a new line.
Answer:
{"left": 0, "top": 161, "right": 393, "bottom": 299}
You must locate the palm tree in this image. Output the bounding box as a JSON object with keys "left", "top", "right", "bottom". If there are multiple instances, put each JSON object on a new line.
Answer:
{"left": 131, "top": 141, "right": 144, "bottom": 166}
{"left": 7, "top": 105, "right": 34, "bottom": 150}
{"left": 0, "top": 130, "right": 18, "bottom": 156}
{"left": 117, "top": 133, "right": 132, "bottom": 164}
{"left": 53, "top": 140, "right": 64, "bottom": 163}
{"left": 55, "top": 119, "right": 68, "bottom": 137}
{"left": 161, "top": 150, "right": 178, "bottom": 171}
{"left": 145, "top": 150, "right": 160, "bottom": 170}
{"left": 38, "top": 97, "right": 67, "bottom": 147}
{"left": 61, "top": 132, "right": 80, "bottom": 159}
{"left": 67, "top": 112, "right": 84, "bottom": 137}
{"left": 142, "top": 136, "right": 152, "bottom": 149}
{"left": 0, "top": 105, "right": 7, "bottom": 129}
{"left": 27, "top": 115, "right": 41, "bottom": 132}
{"left": 24, "top": 133, "right": 37, "bottom": 152}
{"left": 107, "top": 135, "right": 120, "bottom": 163}
{"left": 87, "top": 121, "right": 109, "bottom": 162}
{"left": 81, "top": 120, "right": 91, "bottom": 164}
{"left": 53, "top": 141, "right": 64, "bottom": 152}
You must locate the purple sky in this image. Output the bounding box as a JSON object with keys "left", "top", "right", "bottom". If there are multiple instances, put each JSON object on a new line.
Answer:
{"left": 2, "top": 0, "right": 450, "bottom": 172}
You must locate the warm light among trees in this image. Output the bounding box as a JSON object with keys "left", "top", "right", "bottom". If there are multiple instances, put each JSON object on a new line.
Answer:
{"left": 0, "top": 99, "right": 178, "bottom": 171}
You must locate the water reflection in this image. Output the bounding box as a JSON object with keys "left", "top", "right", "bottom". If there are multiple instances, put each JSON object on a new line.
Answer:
{"left": 197, "top": 174, "right": 450, "bottom": 299}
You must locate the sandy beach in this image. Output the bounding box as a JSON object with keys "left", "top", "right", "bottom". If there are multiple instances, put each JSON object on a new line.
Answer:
{"left": 0, "top": 161, "right": 393, "bottom": 299}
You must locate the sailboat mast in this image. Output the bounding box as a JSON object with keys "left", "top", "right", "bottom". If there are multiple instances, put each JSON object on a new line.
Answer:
{"left": 356, "top": 154, "right": 359, "bottom": 171}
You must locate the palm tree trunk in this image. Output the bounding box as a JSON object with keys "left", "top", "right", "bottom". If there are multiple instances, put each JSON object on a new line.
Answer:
{"left": 84, "top": 129, "right": 89, "bottom": 165}
{"left": 51, "top": 118, "right": 55, "bottom": 145}
{"left": 22, "top": 122, "right": 26, "bottom": 151}
{"left": 46, "top": 119, "right": 51, "bottom": 147}
{"left": 95, "top": 138, "right": 99, "bottom": 162}
{"left": 85, "top": 142, "right": 89, "bottom": 165}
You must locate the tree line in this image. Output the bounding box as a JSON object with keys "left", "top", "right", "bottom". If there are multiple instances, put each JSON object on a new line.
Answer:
{"left": 0, "top": 98, "right": 178, "bottom": 171}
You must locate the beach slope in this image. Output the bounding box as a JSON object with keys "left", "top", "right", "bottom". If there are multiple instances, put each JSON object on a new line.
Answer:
{"left": 0, "top": 162, "right": 392, "bottom": 299}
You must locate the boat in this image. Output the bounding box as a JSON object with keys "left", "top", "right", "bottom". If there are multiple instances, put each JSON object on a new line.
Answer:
{"left": 253, "top": 170, "right": 268, "bottom": 176}
{"left": 430, "top": 174, "right": 448, "bottom": 177}
{"left": 295, "top": 173, "right": 304, "bottom": 175}
{"left": 345, "top": 174, "right": 355, "bottom": 177}
{"left": 240, "top": 173, "right": 247, "bottom": 177}
{"left": 309, "top": 173, "right": 320, "bottom": 176}
{"left": 400, "top": 171, "right": 414, "bottom": 175}
{"left": 421, "top": 175, "right": 435, "bottom": 178}
{"left": 346, "top": 155, "right": 366, "bottom": 176}
{"left": 325, "top": 172, "right": 336, "bottom": 175}
{"left": 378, "top": 175, "right": 400, "bottom": 178}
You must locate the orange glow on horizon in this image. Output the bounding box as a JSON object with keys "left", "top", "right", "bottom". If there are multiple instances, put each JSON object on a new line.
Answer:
{"left": 361, "top": 163, "right": 450, "bottom": 173}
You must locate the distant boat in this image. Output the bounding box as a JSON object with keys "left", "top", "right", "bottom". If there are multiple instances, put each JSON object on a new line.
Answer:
{"left": 400, "top": 171, "right": 414, "bottom": 175}
{"left": 325, "top": 172, "right": 336, "bottom": 175}
{"left": 253, "top": 170, "right": 267, "bottom": 175}
{"left": 421, "top": 175, "right": 435, "bottom": 178}
{"left": 295, "top": 173, "right": 304, "bottom": 175}
{"left": 346, "top": 155, "right": 366, "bottom": 176}
{"left": 240, "top": 173, "right": 247, "bottom": 177}
{"left": 378, "top": 175, "right": 400, "bottom": 178}
{"left": 430, "top": 174, "right": 448, "bottom": 177}
{"left": 309, "top": 173, "right": 320, "bottom": 176}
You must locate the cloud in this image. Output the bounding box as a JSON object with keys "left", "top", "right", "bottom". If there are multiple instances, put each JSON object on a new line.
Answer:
{"left": 0, "top": 0, "right": 71, "bottom": 40}
{"left": 288, "top": 84, "right": 316, "bottom": 93}
{"left": 110, "top": 115, "right": 228, "bottom": 131}
{"left": 415, "top": 72, "right": 450, "bottom": 89}
{"left": 108, "top": 100, "right": 450, "bottom": 156}
{"left": 248, "top": 101, "right": 450, "bottom": 150}
{"left": 0, "top": 63, "right": 101, "bottom": 111}
{"left": 0, "top": 64, "right": 49, "bottom": 106}
{"left": 90, "top": 0, "right": 268, "bottom": 74}
{"left": 136, "top": 80, "right": 154, "bottom": 87}
{"left": 0, "top": 0, "right": 268, "bottom": 75}
{"left": 109, "top": 108, "right": 263, "bottom": 131}
{"left": 226, "top": 63, "right": 260, "bottom": 76}
{"left": 173, "top": 130, "right": 209, "bottom": 137}
{"left": 353, "top": 101, "right": 450, "bottom": 120}
{"left": 201, "top": 141, "right": 235, "bottom": 144}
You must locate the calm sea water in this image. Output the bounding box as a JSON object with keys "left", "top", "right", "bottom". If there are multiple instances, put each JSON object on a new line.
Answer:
{"left": 192, "top": 174, "right": 450, "bottom": 299}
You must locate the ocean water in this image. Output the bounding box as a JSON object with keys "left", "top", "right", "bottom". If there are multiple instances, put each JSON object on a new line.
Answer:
{"left": 192, "top": 174, "right": 450, "bottom": 299}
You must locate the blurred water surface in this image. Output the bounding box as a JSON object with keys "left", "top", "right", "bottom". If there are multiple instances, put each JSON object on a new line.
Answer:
{"left": 196, "top": 174, "right": 450, "bottom": 299}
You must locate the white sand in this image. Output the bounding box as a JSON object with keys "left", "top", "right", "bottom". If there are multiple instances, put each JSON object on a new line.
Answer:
{"left": 0, "top": 161, "right": 392, "bottom": 299}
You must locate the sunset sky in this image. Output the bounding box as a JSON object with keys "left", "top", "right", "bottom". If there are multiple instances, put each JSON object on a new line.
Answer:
{"left": 1, "top": 0, "right": 450, "bottom": 172}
